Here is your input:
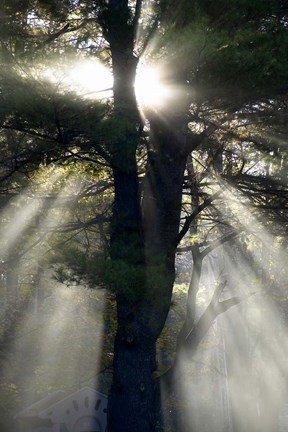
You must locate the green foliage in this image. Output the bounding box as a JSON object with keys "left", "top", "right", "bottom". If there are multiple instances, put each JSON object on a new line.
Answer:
{"left": 155, "top": 0, "right": 288, "bottom": 102}
{"left": 51, "top": 240, "right": 177, "bottom": 305}
{"left": 0, "top": 69, "right": 108, "bottom": 133}
{"left": 52, "top": 243, "right": 146, "bottom": 301}
{"left": 36, "top": 0, "right": 71, "bottom": 20}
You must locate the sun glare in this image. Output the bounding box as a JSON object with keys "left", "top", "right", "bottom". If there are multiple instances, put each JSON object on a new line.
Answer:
{"left": 43, "top": 59, "right": 171, "bottom": 109}
{"left": 135, "top": 64, "right": 171, "bottom": 108}
{"left": 69, "top": 60, "right": 113, "bottom": 97}
{"left": 42, "top": 59, "right": 113, "bottom": 99}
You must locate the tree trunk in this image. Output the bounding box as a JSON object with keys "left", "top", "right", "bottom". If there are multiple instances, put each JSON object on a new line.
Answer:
{"left": 107, "top": 303, "right": 159, "bottom": 432}
{"left": 176, "top": 249, "right": 202, "bottom": 348}
{"left": 107, "top": 114, "right": 188, "bottom": 431}
{"left": 4, "top": 257, "right": 19, "bottom": 326}
{"left": 6, "top": 264, "right": 19, "bottom": 305}
{"left": 104, "top": 2, "right": 157, "bottom": 430}
{"left": 103, "top": 2, "right": 188, "bottom": 430}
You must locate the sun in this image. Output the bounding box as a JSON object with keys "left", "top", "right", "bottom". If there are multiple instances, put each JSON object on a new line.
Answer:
{"left": 135, "top": 64, "right": 171, "bottom": 108}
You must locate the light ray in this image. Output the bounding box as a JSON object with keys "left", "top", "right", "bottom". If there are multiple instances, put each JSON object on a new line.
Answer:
{"left": 0, "top": 172, "right": 106, "bottom": 429}
{"left": 0, "top": 170, "right": 64, "bottom": 261}
{"left": 41, "top": 56, "right": 178, "bottom": 113}
{"left": 42, "top": 59, "right": 113, "bottom": 99}
{"left": 173, "top": 168, "right": 288, "bottom": 431}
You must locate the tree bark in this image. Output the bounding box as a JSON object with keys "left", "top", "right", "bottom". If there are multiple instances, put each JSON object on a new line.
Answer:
{"left": 103, "top": 2, "right": 189, "bottom": 430}
{"left": 104, "top": 2, "right": 159, "bottom": 430}
{"left": 107, "top": 298, "right": 159, "bottom": 432}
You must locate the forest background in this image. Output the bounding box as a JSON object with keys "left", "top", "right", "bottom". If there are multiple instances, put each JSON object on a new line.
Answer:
{"left": 0, "top": 1, "right": 288, "bottom": 431}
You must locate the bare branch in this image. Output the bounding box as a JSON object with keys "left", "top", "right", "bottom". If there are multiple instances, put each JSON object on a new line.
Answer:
{"left": 174, "top": 190, "right": 222, "bottom": 247}
{"left": 44, "top": 23, "right": 70, "bottom": 44}
{"left": 184, "top": 284, "right": 255, "bottom": 352}
{"left": 200, "top": 230, "right": 240, "bottom": 258}
{"left": 41, "top": 214, "right": 111, "bottom": 234}
{"left": 176, "top": 230, "right": 239, "bottom": 254}
{"left": 185, "top": 124, "right": 219, "bottom": 153}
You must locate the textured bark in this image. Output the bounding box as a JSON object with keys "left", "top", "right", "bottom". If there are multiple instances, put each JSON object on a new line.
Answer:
{"left": 6, "top": 264, "right": 19, "bottom": 305}
{"left": 107, "top": 296, "right": 159, "bottom": 432}
{"left": 176, "top": 249, "right": 202, "bottom": 347}
{"left": 108, "top": 139, "right": 187, "bottom": 430}
{"left": 104, "top": 2, "right": 158, "bottom": 430}
{"left": 103, "top": 2, "right": 189, "bottom": 430}
{"left": 143, "top": 120, "right": 188, "bottom": 335}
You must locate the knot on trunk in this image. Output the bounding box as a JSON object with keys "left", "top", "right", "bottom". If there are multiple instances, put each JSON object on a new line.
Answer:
{"left": 122, "top": 317, "right": 138, "bottom": 346}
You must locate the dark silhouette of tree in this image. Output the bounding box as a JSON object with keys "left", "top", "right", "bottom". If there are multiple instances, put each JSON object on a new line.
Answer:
{"left": 0, "top": 1, "right": 288, "bottom": 431}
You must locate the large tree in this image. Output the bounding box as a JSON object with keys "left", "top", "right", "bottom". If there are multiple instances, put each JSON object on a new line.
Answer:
{"left": 0, "top": 1, "right": 288, "bottom": 431}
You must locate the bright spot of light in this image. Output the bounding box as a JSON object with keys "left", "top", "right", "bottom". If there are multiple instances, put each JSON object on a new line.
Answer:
{"left": 42, "top": 59, "right": 113, "bottom": 99}
{"left": 68, "top": 60, "right": 113, "bottom": 97}
{"left": 135, "top": 64, "right": 171, "bottom": 108}
{"left": 42, "top": 59, "right": 172, "bottom": 109}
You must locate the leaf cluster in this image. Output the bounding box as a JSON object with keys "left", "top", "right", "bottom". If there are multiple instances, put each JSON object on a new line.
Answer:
{"left": 155, "top": 0, "right": 288, "bottom": 103}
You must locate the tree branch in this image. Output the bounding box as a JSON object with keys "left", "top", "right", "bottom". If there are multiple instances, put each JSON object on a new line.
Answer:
{"left": 177, "top": 230, "right": 240, "bottom": 254}
{"left": 185, "top": 124, "right": 219, "bottom": 153}
{"left": 32, "top": 20, "right": 91, "bottom": 50}
{"left": 161, "top": 283, "right": 255, "bottom": 387}
{"left": 44, "top": 23, "right": 70, "bottom": 44}
{"left": 184, "top": 282, "right": 255, "bottom": 351}
{"left": 133, "top": 0, "right": 142, "bottom": 39}
{"left": 200, "top": 230, "right": 240, "bottom": 258}
{"left": 174, "top": 190, "right": 222, "bottom": 247}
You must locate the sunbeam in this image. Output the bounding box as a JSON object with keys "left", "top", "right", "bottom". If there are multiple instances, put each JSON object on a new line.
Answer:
{"left": 0, "top": 170, "right": 107, "bottom": 432}
{"left": 174, "top": 228, "right": 288, "bottom": 431}
{"left": 0, "top": 170, "right": 63, "bottom": 261}
{"left": 41, "top": 56, "right": 178, "bottom": 113}
{"left": 170, "top": 167, "right": 288, "bottom": 432}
